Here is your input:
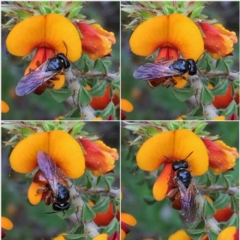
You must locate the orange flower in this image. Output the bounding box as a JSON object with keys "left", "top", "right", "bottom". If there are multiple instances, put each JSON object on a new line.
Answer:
{"left": 1, "top": 100, "right": 10, "bottom": 113}
{"left": 214, "top": 206, "right": 234, "bottom": 222}
{"left": 198, "top": 22, "right": 238, "bottom": 60}
{"left": 53, "top": 233, "right": 67, "bottom": 240}
{"left": 130, "top": 14, "right": 204, "bottom": 88}
{"left": 6, "top": 14, "right": 82, "bottom": 94}
{"left": 121, "top": 213, "right": 137, "bottom": 240}
{"left": 168, "top": 230, "right": 191, "bottom": 240}
{"left": 217, "top": 226, "right": 238, "bottom": 240}
{"left": 212, "top": 85, "right": 238, "bottom": 109}
{"left": 10, "top": 130, "right": 85, "bottom": 205}
{"left": 201, "top": 138, "right": 239, "bottom": 175}
{"left": 92, "top": 202, "right": 115, "bottom": 226}
{"left": 78, "top": 139, "right": 119, "bottom": 177}
{"left": 1, "top": 217, "right": 13, "bottom": 238}
{"left": 121, "top": 98, "right": 134, "bottom": 120}
{"left": 93, "top": 234, "right": 108, "bottom": 240}
{"left": 75, "top": 22, "right": 116, "bottom": 60}
{"left": 137, "top": 129, "right": 209, "bottom": 201}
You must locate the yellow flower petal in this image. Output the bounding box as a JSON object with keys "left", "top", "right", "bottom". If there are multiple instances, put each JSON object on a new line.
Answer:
{"left": 153, "top": 163, "right": 172, "bottom": 201}
{"left": 1, "top": 100, "right": 10, "bottom": 113}
{"left": 28, "top": 182, "right": 44, "bottom": 205}
{"left": 121, "top": 229, "right": 126, "bottom": 240}
{"left": 168, "top": 230, "right": 191, "bottom": 240}
{"left": 6, "top": 14, "right": 81, "bottom": 61}
{"left": 137, "top": 129, "right": 209, "bottom": 176}
{"left": 217, "top": 226, "right": 237, "bottom": 240}
{"left": 53, "top": 233, "right": 67, "bottom": 240}
{"left": 121, "top": 99, "right": 134, "bottom": 112}
{"left": 10, "top": 130, "right": 85, "bottom": 178}
{"left": 1, "top": 217, "right": 13, "bottom": 230}
{"left": 93, "top": 233, "right": 108, "bottom": 240}
{"left": 130, "top": 14, "right": 204, "bottom": 61}
{"left": 121, "top": 213, "right": 137, "bottom": 226}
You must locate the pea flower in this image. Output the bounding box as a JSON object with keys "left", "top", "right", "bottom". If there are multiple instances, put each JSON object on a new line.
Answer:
{"left": 10, "top": 130, "right": 85, "bottom": 206}
{"left": 6, "top": 14, "right": 82, "bottom": 94}
{"left": 75, "top": 22, "right": 116, "bottom": 60}
{"left": 201, "top": 138, "right": 239, "bottom": 175}
{"left": 78, "top": 139, "right": 119, "bottom": 177}
{"left": 121, "top": 213, "right": 137, "bottom": 240}
{"left": 198, "top": 22, "right": 238, "bottom": 60}
{"left": 137, "top": 129, "right": 209, "bottom": 201}
{"left": 121, "top": 99, "right": 134, "bottom": 120}
{"left": 1, "top": 217, "right": 13, "bottom": 238}
{"left": 130, "top": 14, "right": 204, "bottom": 88}
{"left": 1, "top": 101, "right": 9, "bottom": 113}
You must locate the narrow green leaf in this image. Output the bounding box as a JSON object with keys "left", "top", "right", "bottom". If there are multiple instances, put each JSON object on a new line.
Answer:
{"left": 225, "top": 213, "right": 239, "bottom": 227}
{"left": 66, "top": 234, "right": 86, "bottom": 240}
{"left": 103, "top": 176, "right": 115, "bottom": 190}
{"left": 194, "top": 122, "right": 207, "bottom": 134}
{"left": 68, "top": 6, "right": 82, "bottom": 19}
{"left": 190, "top": 6, "right": 204, "bottom": 19}
{"left": 186, "top": 229, "right": 207, "bottom": 240}
{"left": 70, "top": 123, "right": 85, "bottom": 136}
{"left": 78, "top": 87, "right": 92, "bottom": 105}
{"left": 200, "top": 85, "right": 214, "bottom": 104}
{"left": 81, "top": 203, "right": 95, "bottom": 222}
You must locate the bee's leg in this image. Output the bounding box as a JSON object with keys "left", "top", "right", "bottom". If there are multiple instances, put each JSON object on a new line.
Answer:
{"left": 46, "top": 80, "right": 55, "bottom": 89}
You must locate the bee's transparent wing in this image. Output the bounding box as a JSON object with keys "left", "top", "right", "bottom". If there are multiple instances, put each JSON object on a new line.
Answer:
{"left": 177, "top": 180, "right": 199, "bottom": 223}
{"left": 133, "top": 61, "right": 180, "bottom": 80}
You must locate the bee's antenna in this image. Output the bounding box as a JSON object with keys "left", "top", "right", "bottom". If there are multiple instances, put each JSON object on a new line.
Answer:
{"left": 184, "top": 151, "right": 193, "bottom": 160}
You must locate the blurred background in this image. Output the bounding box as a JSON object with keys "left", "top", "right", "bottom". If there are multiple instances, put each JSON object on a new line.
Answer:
{"left": 121, "top": 121, "right": 239, "bottom": 240}
{"left": 2, "top": 121, "right": 120, "bottom": 240}
{"left": 121, "top": 2, "right": 239, "bottom": 120}
{"left": 2, "top": 2, "right": 120, "bottom": 120}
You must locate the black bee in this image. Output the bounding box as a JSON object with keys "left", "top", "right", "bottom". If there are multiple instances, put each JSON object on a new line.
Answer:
{"left": 168, "top": 152, "right": 199, "bottom": 223}
{"left": 33, "top": 151, "right": 70, "bottom": 212}
{"left": 15, "top": 53, "right": 70, "bottom": 96}
{"left": 133, "top": 58, "right": 197, "bottom": 81}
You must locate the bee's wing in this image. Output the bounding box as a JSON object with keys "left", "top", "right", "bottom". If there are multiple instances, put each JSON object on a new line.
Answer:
{"left": 15, "top": 62, "right": 60, "bottom": 96}
{"left": 133, "top": 61, "right": 180, "bottom": 80}
{"left": 177, "top": 180, "right": 199, "bottom": 223}
{"left": 37, "top": 151, "right": 63, "bottom": 195}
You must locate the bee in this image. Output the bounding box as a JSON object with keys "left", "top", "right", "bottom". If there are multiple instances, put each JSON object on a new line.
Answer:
{"left": 33, "top": 151, "right": 70, "bottom": 212}
{"left": 167, "top": 152, "right": 199, "bottom": 223}
{"left": 133, "top": 58, "right": 197, "bottom": 81}
{"left": 15, "top": 53, "right": 70, "bottom": 96}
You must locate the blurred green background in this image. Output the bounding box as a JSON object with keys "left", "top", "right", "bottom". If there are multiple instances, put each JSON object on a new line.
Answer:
{"left": 2, "top": 2, "right": 120, "bottom": 120}
{"left": 121, "top": 2, "right": 239, "bottom": 120}
{"left": 121, "top": 121, "right": 239, "bottom": 240}
{"left": 2, "top": 121, "right": 120, "bottom": 240}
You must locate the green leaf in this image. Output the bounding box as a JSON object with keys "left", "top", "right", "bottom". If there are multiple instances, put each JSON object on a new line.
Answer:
{"left": 78, "top": 87, "right": 92, "bottom": 105}
{"left": 225, "top": 213, "right": 239, "bottom": 227}
{"left": 92, "top": 198, "right": 110, "bottom": 213}
{"left": 203, "top": 199, "right": 216, "bottom": 218}
{"left": 211, "top": 80, "right": 229, "bottom": 96}
{"left": 88, "top": 81, "right": 107, "bottom": 97}
{"left": 186, "top": 229, "right": 207, "bottom": 240}
{"left": 68, "top": 6, "right": 82, "bottom": 19}
{"left": 208, "top": 230, "right": 218, "bottom": 240}
{"left": 64, "top": 108, "right": 80, "bottom": 118}
{"left": 103, "top": 176, "right": 115, "bottom": 190}
{"left": 100, "top": 101, "right": 115, "bottom": 118}
{"left": 222, "top": 100, "right": 237, "bottom": 116}
{"left": 194, "top": 122, "right": 207, "bottom": 134}
{"left": 42, "top": 122, "right": 57, "bottom": 131}
{"left": 190, "top": 6, "right": 204, "bottom": 19}
{"left": 168, "top": 121, "right": 181, "bottom": 131}
{"left": 213, "top": 193, "right": 230, "bottom": 209}
{"left": 49, "top": 88, "right": 72, "bottom": 103}
{"left": 104, "top": 218, "right": 119, "bottom": 236}
{"left": 200, "top": 85, "right": 214, "bottom": 104}
{"left": 66, "top": 234, "right": 86, "bottom": 240}
{"left": 81, "top": 203, "right": 95, "bottom": 222}
{"left": 70, "top": 123, "right": 85, "bottom": 136}
{"left": 172, "top": 87, "right": 195, "bottom": 102}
